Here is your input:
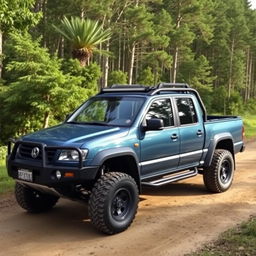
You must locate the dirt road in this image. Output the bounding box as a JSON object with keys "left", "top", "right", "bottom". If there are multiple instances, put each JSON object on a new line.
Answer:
{"left": 0, "top": 141, "right": 256, "bottom": 256}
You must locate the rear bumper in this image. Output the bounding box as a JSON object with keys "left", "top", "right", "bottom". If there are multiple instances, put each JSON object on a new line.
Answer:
{"left": 234, "top": 141, "right": 245, "bottom": 154}
{"left": 240, "top": 144, "right": 245, "bottom": 152}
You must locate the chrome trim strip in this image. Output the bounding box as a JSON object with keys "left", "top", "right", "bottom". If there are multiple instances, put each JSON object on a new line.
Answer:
{"left": 140, "top": 154, "right": 179, "bottom": 166}
{"left": 234, "top": 141, "right": 243, "bottom": 146}
{"left": 180, "top": 149, "right": 204, "bottom": 158}
{"left": 140, "top": 149, "right": 204, "bottom": 166}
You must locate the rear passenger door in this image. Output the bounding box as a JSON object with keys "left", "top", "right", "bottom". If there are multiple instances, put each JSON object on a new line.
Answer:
{"left": 175, "top": 97, "right": 204, "bottom": 167}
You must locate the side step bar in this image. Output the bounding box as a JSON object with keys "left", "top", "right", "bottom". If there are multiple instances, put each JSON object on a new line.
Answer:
{"left": 141, "top": 168, "right": 198, "bottom": 187}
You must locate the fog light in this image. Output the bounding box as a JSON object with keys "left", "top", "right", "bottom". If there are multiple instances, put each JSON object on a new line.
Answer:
{"left": 56, "top": 170, "right": 62, "bottom": 180}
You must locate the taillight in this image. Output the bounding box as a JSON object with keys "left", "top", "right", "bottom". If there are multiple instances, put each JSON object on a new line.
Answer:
{"left": 242, "top": 126, "right": 245, "bottom": 140}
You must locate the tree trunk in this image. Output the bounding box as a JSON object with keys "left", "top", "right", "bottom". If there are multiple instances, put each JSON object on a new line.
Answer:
{"left": 43, "top": 111, "right": 50, "bottom": 128}
{"left": 172, "top": 46, "right": 179, "bottom": 83}
{"left": 81, "top": 8, "right": 85, "bottom": 19}
{"left": 128, "top": 0, "right": 139, "bottom": 85}
{"left": 248, "top": 51, "right": 253, "bottom": 100}
{"left": 172, "top": 0, "right": 182, "bottom": 83}
{"left": 42, "top": 0, "right": 47, "bottom": 48}
{"left": 0, "top": 30, "right": 2, "bottom": 78}
{"left": 251, "top": 56, "right": 255, "bottom": 98}
{"left": 118, "top": 33, "right": 121, "bottom": 70}
{"left": 122, "top": 33, "right": 126, "bottom": 72}
{"left": 128, "top": 42, "right": 136, "bottom": 84}
{"left": 60, "top": 37, "right": 64, "bottom": 58}
{"left": 245, "top": 48, "right": 250, "bottom": 102}
{"left": 228, "top": 37, "right": 235, "bottom": 98}
{"left": 103, "top": 40, "right": 110, "bottom": 88}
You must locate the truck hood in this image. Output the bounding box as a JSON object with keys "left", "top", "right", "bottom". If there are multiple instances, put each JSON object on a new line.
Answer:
{"left": 21, "top": 123, "right": 129, "bottom": 147}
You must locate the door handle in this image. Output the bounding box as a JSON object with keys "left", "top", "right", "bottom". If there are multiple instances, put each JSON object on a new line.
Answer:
{"left": 171, "top": 134, "right": 178, "bottom": 140}
{"left": 197, "top": 130, "right": 203, "bottom": 136}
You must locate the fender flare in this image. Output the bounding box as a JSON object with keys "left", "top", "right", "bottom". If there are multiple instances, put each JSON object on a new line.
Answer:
{"left": 91, "top": 147, "right": 141, "bottom": 189}
{"left": 204, "top": 133, "right": 234, "bottom": 167}
{"left": 91, "top": 147, "right": 140, "bottom": 166}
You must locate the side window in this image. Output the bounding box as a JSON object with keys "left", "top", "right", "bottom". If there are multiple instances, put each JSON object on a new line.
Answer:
{"left": 146, "top": 99, "right": 174, "bottom": 127}
{"left": 176, "top": 98, "right": 198, "bottom": 125}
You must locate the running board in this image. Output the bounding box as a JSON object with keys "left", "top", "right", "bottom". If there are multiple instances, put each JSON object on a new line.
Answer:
{"left": 141, "top": 168, "right": 198, "bottom": 187}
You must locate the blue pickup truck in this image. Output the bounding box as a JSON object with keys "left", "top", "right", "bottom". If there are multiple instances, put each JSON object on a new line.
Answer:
{"left": 7, "top": 83, "right": 245, "bottom": 234}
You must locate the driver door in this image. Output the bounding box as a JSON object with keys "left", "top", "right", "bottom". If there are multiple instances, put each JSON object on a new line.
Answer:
{"left": 140, "top": 98, "right": 180, "bottom": 177}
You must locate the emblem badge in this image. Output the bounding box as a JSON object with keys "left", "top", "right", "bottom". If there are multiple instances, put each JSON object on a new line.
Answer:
{"left": 31, "top": 147, "right": 40, "bottom": 159}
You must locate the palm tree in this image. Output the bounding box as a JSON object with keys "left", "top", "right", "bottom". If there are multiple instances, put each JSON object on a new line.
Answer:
{"left": 54, "top": 17, "right": 111, "bottom": 66}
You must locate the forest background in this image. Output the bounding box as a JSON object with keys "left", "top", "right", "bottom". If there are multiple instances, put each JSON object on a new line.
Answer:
{"left": 0, "top": 0, "right": 256, "bottom": 146}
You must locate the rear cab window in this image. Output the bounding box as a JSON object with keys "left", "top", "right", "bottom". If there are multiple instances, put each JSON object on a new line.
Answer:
{"left": 175, "top": 98, "right": 198, "bottom": 125}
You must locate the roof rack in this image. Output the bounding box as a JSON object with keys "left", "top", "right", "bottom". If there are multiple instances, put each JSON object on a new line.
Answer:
{"left": 150, "top": 87, "right": 207, "bottom": 121}
{"left": 157, "top": 83, "right": 190, "bottom": 88}
{"left": 111, "top": 84, "right": 147, "bottom": 88}
{"left": 99, "top": 83, "right": 207, "bottom": 121}
{"left": 101, "top": 84, "right": 153, "bottom": 93}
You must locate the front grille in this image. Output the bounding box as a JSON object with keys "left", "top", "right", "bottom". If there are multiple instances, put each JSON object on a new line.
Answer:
{"left": 18, "top": 143, "right": 42, "bottom": 160}
{"left": 17, "top": 143, "right": 57, "bottom": 163}
{"left": 45, "top": 148, "right": 56, "bottom": 163}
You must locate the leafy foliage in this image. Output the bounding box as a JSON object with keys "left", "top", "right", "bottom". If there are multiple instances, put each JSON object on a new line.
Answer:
{"left": 0, "top": 0, "right": 41, "bottom": 32}
{"left": 0, "top": 32, "right": 100, "bottom": 142}
{"left": 137, "top": 67, "right": 155, "bottom": 86}
{"left": 108, "top": 70, "right": 128, "bottom": 86}
{"left": 0, "top": 0, "right": 256, "bottom": 144}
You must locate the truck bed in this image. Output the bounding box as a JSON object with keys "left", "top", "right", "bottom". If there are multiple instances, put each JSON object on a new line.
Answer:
{"left": 206, "top": 115, "right": 240, "bottom": 122}
{"left": 204, "top": 115, "right": 243, "bottom": 154}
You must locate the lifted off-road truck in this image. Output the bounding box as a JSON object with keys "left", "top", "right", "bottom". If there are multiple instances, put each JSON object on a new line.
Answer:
{"left": 7, "top": 83, "right": 245, "bottom": 234}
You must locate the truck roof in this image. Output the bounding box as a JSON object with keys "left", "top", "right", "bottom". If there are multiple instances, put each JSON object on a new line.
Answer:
{"left": 98, "top": 83, "right": 207, "bottom": 122}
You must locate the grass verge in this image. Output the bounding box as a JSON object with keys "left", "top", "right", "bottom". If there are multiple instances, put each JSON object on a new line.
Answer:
{"left": 190, "top": 216, "right": 256, "bottom": 256}
{"left": 242, "top": 114, "right": 256, "bottom": 140}
{"left": 0, "top": 160, "right": 14, "bottom": 195}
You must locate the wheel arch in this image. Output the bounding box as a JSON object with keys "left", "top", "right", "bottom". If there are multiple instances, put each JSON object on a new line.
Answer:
{"left": 91, "top": 147, "right": 141, "bottom": 192}
{"left": 204, "top": 133, "right": 235, "bottom": 168}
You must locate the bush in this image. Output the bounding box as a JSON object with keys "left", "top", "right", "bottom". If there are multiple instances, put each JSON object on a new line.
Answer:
{"left": 108, "top": 70, "right": 128, "bottom": 86}
{"left": 137, "top": 67, "right": 155, "bottom": 86}
{"left": 0, "top": 146, "right": 7, "bottom": 160}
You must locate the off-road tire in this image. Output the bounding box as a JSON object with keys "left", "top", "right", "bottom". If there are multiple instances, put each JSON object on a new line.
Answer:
{"left": 88, "top": 172, "right": 139, "bottom": 235}
{"left": 15, "top": 182, "right": 59, "bottom": 213}
{"left": 203, "top": 149, "right": 234, "bottom": 193}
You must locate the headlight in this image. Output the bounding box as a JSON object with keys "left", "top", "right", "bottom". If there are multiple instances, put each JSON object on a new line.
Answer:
{"left": 58, "top": 149, "right": 88, "bottom": 161}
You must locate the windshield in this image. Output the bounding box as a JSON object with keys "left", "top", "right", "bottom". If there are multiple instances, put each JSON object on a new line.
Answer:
{"left": 69, "top": 96, "right": 145, "bottom": 127}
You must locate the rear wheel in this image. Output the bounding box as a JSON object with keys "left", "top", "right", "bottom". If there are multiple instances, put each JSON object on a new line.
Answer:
{"left": 88, "top": 172, "right": 139, "bottom": 234}
{"left": 203, "top": 149, "right": 234, "bottom": 193}
{"left": 15, "top": 182, "right": 59, "bottom": 213}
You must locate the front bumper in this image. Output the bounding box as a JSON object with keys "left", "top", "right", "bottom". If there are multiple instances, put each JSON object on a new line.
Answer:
{"left": 7, "top": 140, "right": 99, "bottom": 187}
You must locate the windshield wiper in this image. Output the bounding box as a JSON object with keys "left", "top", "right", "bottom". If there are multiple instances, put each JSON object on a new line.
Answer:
{"left": 87, "top": 121, "right": 111, "bottom": 126}
{"left": 67, "top": 121, "right": 112, "bottom": 126}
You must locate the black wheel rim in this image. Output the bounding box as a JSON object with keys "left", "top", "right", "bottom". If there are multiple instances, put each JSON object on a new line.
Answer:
{"left": 111, "top": 188, "right": 132, "bottom": 221}
{"left": 220, "top": 159, "right": 232, "bottom": 184}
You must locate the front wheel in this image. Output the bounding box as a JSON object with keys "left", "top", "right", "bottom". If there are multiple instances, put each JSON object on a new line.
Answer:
{"left": 88, "top": 172, "right": 139, "bottom": 234}
{"left": 15, "top": 182, "right": 59, "bottom": 213}
{"left": 203, "top": 149, "right": 234, "bottom": 193}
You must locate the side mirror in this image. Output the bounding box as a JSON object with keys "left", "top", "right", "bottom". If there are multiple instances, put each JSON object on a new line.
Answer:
{"left": 145, "top": 118, "right": 164, "bottom": 131}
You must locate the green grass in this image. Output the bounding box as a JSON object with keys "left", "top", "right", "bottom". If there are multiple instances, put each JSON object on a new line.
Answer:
{"left": 243, "top": 114, "right": 256, "bottom": 139}
{"left": 189, "top": 217, "right": 256, "bottom": 256}
{"left": 0, "top": 160, "right": 14, "bottom": 195}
